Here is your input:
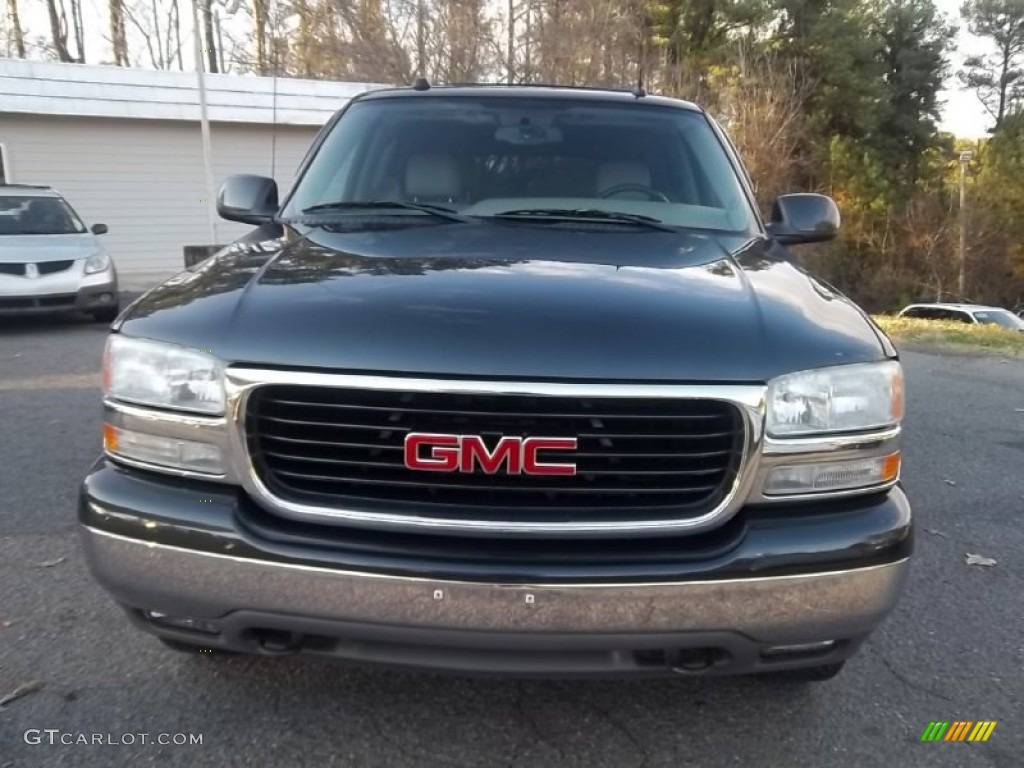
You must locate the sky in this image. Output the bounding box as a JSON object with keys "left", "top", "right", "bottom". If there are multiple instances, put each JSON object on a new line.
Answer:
{"left": 937, "top": 0, "right": 991, "bottom": 137}
{"left": 15, "top": 0, "right": 992, "bottom": 138}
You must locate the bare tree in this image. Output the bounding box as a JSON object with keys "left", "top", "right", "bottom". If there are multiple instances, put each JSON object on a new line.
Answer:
{"left": 69, "top": 0, "right": 85, "bottom": 61}
{"left": 6, "top": 0, "right": 26, "bottom": 57}
{"left": 45, "top": 0, "right": 74, "bottom": 61}
{"left": 109, "top": 0, "right": 130, "bottom": 64}
{"left": 173, "top": 0, "right": 184, "bottom": 68}
{"left": 252, "top": 0, "right": 269, "bottom": 74}
{"left": 714, "top": 46, "right": 815, "bottom": 212}
{"left": 438, "top": 0, "right": 486, "bottom": 81}
{"left": 201, "top": 0, "right": 218, "bottom": 72}
{"left": 122, "top": 0, "right": 187, "bottom": 69}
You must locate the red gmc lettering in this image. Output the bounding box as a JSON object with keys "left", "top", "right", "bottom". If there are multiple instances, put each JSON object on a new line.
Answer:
{"left": 404, "top": 434, "right": 578, "bottom": 476}
{"left": 403, "top": 433, "right": 460, "bottom": 472}
{"left": 459, "top": 436, "right": 522, "bottom": 474}
{"left": 522, "top": 437, "right": 578, "bottom": 476}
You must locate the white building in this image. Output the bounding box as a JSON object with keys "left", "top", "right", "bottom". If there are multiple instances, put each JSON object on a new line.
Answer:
{"left": 0, "top": 59, "right": 387, "bottom": 288}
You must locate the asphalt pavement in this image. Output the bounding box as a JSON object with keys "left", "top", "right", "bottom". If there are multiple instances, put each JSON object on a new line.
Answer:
{"left": 0, "top": 311, "right": 1021, "bottom": 767}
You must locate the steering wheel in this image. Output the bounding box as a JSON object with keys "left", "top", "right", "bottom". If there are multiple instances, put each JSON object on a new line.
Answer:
{"left": 599, "top": 184, "right": 670, "bottom": 203}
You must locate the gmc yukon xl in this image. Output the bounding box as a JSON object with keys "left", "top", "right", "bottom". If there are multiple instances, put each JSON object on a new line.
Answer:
{"left": 79, "top": 84, "right": 911, "bottom": 682}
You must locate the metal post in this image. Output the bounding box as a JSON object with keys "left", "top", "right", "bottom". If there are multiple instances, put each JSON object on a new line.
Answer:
{"left": 507, "top": 0, "right": 515, "bottom": 84}
{"left": 192, "top": 0, "right": 218, "bottom": 245}
{"left": 524, "top": 1, "right": 532, "bottom": 82}
{"left": 958, "top": 150, "right": 972, "bottom": 300}
{"left": 416, "top": 0, "right": 426, "bottom": 76}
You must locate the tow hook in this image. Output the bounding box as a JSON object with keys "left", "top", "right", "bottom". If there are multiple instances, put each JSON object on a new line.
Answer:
{"left": 254, "top": 629, "right": 302, "bottom": 654}
{"left": 669, "top": 648, "right": 719, "bottom": 673}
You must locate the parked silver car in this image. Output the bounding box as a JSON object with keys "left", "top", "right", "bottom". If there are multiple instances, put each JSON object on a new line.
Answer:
{"left": 898, "top": 302, "right": 1024, "bottom": 332}
{"left": 0, "top": 184, "right": 119, "bottom": 322}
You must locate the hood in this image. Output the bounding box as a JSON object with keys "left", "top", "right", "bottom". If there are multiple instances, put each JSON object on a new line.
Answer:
{"left": 118, "top": 222, "right": 890, "bottom": 382}
{"left": 0, "top": 233, "right": 101, "bottom": 264}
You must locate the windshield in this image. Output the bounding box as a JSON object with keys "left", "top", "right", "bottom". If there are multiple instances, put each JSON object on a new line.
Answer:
{"left": 283, "top": 96, "right": 757, "bottom": 233}
{"left": 972, "top": 309, "right": 1024, "bottom": 329}
{"left": 0, "top": 195, "right": 86, "bottom": 235}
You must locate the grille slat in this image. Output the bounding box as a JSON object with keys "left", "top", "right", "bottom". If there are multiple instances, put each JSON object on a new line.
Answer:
{"left": 260, "top": 448, "right": 728, "bottom": 476}
{"left": 259, "top": 436, "right": 732, "bottom": 461}
{"left": 246, "top": 384, "right": 744, "bottom": 522}
{"left": 270, "top": 470, "right": 723, "bottom": 495}
{"left": 260, "top": 397, "right": 730, "bottom": 421}
{"left": 257, "top": 414, "right": 733, "bottom": 441}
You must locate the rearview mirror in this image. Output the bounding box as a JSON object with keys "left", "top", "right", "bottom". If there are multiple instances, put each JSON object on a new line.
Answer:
{"left": 766, "top": 193, "right": 840, "bottom": 245}
{"left": 217, "top": 175, "right": 279, "bottom": 225}
{"left": 90, "top": 223, "right": 108, "bottom": 235}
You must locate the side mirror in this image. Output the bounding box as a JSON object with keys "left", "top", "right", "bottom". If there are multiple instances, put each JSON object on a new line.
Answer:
{"left": 90, "top": 223, "right": 108, "bottom": 235}
{"left": 217, "top": 174, "right": 279, "bottom": 225}
{"left": 766, "top": 193, "right": 840, "bottom": 245}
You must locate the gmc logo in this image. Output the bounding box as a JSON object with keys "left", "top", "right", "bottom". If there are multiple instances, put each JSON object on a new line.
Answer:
{"left": 404, "top": 433, "right": 578, "bottom": 476}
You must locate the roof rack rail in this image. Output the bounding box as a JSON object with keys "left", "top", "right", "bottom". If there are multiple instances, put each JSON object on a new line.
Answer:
{"left": 440, "top": 82, "right": 649, "bottom": 96}
{"left": 0, "top": 183, "right": 51, "bottom": 189}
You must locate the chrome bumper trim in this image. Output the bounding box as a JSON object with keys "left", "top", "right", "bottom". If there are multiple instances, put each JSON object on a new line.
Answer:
{"left": 82, "top": 527, "right": 909, "bottom": 641}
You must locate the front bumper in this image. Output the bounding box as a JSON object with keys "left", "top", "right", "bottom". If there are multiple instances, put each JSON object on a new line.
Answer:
{"left": 79, "top": 461, "right": 912, "bottom": 677}
{"left": 0, "top": 269, "right": 117, "bottom": 315}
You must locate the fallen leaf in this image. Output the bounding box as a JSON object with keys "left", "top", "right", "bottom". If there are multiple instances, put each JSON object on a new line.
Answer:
{"left": 924, "top": 528, "right": 948, "bottom": 538}
{"left": 965, "top": 553, "right": 997, "bottom": 567}
{"left": 0, "top": 681, "right": 43, "bottom": 709}
{"left": 35, "top": 557, "right": 65, "bottom": 568}
{"left": 944, "top": 479, "right": 957, "bottom": 486}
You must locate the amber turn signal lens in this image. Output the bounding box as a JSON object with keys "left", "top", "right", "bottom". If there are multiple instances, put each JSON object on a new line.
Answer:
{"left": 102, "top": 422, "right": 119, "bottom": 452}
{"left": 881, "top": 452, "right": 901, "bottom": 482}
{"left": 764, "top": 452, "right": 901, "bottom": 496}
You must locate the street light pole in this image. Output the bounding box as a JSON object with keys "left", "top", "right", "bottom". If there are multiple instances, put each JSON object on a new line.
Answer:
{"left": 192, "top": 0, "right": 218, "bottom": 246}
{"left": 958, "top": 150, "right": 973, "bottom": 300}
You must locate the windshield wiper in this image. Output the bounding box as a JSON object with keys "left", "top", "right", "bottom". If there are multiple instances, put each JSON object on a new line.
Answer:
{"left": 300, "top": 200, "right": 471, "bottom": 223}
{"left": 487, "top": 208, "right": 678, "bottom": 232}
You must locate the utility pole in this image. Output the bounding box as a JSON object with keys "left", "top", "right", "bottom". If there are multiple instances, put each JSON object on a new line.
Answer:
{"left": 192, "top": 0, "right": 218, "bottom": 245}
{"left": 524, "top": 1, "right": 531, "bottom": 82}
{"left": 416, "top": 0, "right": 426, "bottom": 76}
{"left": 958, "top": 150, "right": 973, "bottom": 300}
{"left": 507, "top": 0, "right": 515, "bottom": 84}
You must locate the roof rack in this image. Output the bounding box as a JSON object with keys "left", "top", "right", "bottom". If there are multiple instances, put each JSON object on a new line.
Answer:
{"left": 0, "top": 183, "right": 52, "bottom": 189}
{"left": 438, "top": 82, "right": 649, "bottom": 96}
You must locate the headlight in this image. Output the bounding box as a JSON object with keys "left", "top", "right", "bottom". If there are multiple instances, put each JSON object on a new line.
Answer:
{"left": 84, "top": 251, "right": 111, "bottom": 274}
{"left": 766, "top": 361, "right": 903, "bottom": 437}
{"left": 104, "top": 335, "right": 225, "bottom": 415}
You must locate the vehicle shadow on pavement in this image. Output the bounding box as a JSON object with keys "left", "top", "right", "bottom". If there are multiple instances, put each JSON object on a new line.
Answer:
{"left": 168, "top": 653, "right": 820, "bottom": 766}
{"left": 0, "top": 294, "right": 140, "bottom": 336}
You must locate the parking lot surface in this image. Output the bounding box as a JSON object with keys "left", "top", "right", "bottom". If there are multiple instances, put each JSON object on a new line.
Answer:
{"left": 1, "top": 313, "right": 1021, "bottom": 767}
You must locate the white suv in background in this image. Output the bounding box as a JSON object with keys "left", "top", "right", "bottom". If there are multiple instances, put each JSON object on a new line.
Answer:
{"left": 898, "top": 302, "right": 1024, "bottom": 332}
{"left": 0, "top": 184, "right": 119, "bottom": 322}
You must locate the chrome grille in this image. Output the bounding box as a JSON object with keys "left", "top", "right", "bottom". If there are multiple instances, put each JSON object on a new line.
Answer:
{"left": 0, "top": 260, "right": 75, "bottom": 277}
{"left": 245, "top": 384, "right": 745, "bottom": 526}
